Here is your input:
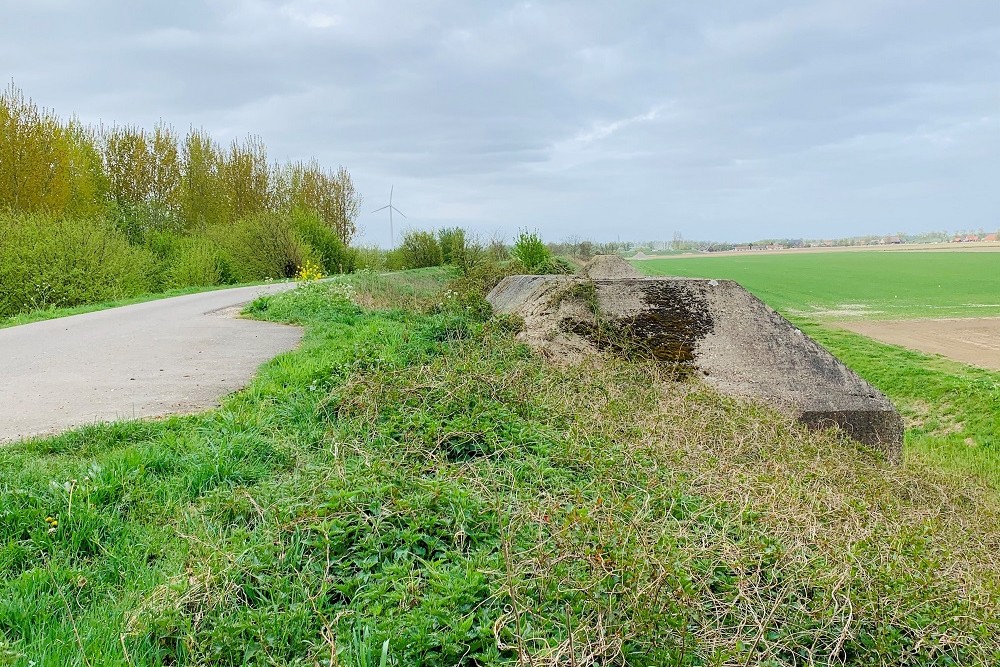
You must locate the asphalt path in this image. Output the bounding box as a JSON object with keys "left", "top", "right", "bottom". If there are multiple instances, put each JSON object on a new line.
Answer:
{"left": 0, "top": 283, "right": 303, "bottom": 443}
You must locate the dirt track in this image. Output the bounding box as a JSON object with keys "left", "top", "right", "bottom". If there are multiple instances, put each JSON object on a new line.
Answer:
{"left": 834, "top": 318, "right": 1000, "bottom": 371}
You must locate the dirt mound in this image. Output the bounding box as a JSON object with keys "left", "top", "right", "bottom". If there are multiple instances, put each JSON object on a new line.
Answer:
{"left": 487, "top": 275, "right": 903, "bottom": 458}
{"left": 581, "top": 254, "right": 642, "bottom": 279}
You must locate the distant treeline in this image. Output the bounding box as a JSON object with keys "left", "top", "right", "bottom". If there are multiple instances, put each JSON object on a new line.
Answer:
{"left": 0, "top": 83, "right": 359, "bottom": 240}
{"left": 0, "top": 84, "right": 361, "bottom": 318}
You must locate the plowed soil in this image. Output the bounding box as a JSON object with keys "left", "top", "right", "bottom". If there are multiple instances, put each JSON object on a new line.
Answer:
{"left": 834, "top": 317, "right": 1000, "bottom": 371}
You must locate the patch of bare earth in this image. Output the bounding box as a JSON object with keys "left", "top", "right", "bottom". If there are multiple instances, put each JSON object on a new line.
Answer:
{"left": 835, "top": 317, "right": 1000, "bottom": 371}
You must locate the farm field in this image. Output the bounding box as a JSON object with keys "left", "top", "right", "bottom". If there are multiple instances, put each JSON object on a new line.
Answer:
{"left": 635, "top": 250, "right": 1000, "bottom": 320}
{"left": 836, "top": 317, "right": 1000, "bottom": 372}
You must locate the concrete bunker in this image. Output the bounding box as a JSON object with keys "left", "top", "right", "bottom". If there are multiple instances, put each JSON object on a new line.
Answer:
{"left": 487, "top": 259, "right": 903, "bottom": 460}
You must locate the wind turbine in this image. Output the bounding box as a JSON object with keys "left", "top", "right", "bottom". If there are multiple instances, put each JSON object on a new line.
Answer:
{"left": 371, "top": 186, "right": 406, "bottom": 247}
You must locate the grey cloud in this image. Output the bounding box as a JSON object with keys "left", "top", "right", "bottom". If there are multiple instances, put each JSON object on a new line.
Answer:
{"left": 2, "top": 0, "right": 998, "bottom": 243}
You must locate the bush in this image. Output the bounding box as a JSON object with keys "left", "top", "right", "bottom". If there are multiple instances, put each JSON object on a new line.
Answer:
{"left": 292, "top": 209, "right": 356, "bottom": 274}
{"left": 167, "top": 237, "right": 229, "bottom": 288}
{"left": 216, "top": 212, "right": 318, "bottom": 282}
{"left": 438, "top": 227, "right": 467, "bottom": 268}
{"left": 511, "top": 231, "right": 550, "bottom": 272}
{"left": 536, "top": 256, "right": 574, "bottom": 275}
{"left": 0, "top": 213, "right": 155, "bottom": 317}
{"left": 399, "top": 230, "right": 443, "bottom": 269}
{"left": 108, "top": 201, "right": 184, "bottom": 245}
{"left": 353, "top": 245, "right": 387, "bottom": 272}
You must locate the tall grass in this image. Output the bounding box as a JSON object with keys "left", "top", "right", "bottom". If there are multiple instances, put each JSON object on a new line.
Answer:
{"left": 1, "top": 270, "right": 998, "bottom": 664}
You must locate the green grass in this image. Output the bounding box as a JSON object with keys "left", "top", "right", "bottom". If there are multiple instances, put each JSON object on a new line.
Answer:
{"left": 635, "top": 252, "right": 1000, "bottom": 319}
{"left": 2, "top": 269, "right": 1000, "bottom": 664}
{"left": 0, "top": 268, "right": 459, "bottom": 331}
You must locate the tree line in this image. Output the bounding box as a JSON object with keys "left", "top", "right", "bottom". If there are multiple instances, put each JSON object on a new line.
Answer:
{"left": 0, "top": 83, "right": 362, "bottom": 319}
{"left": 0, "top": 83, "right": 360, "bottom": 242}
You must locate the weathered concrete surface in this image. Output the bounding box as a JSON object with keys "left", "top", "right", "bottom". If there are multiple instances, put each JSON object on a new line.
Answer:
{"left": 488, "top": 275, "right": 903, "bottom": 459}
{"left": 0, "top": 283, "right": 303, "bottom": 444}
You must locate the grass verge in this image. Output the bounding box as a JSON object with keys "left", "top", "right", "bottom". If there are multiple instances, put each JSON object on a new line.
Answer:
{"left": 1, "top": 270, "right": 999, "bottom": 665}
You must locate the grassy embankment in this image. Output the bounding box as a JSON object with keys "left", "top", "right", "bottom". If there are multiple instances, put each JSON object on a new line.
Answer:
{"left": 637, "top": 252, "right": 1000, "bottom": 486}
{"left": 3, "top": 268, "right": 1000, "bottom": 665}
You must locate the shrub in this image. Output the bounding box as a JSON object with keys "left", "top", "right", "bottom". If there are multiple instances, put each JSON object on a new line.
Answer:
{"left": 536, "top": 255, "right": 574, "bottom": 275}
{"left": 399, "top": 230, "right": 443, "bottom": 269}
{"left": 353, "top": 245, "right": 388, "bottom": 272}
{"left": 292, "top": 209, "right": 356, "bottom": 274}
{"left": 438, "top": 227, "right": 467, "bottom": 267}
{"left": 0, "top": 213, "right": 155, "bottom": 317}
{"left": 107, "top": 200, "right": 184, "bottom": 245}
{"left": 216, "top": 212, "right": 318, "bottom": 282}
{"left": 167, "top": 237, "right": 229, "bottom": 288}
{"left": 511, "top": 230, "right": 550, "bottom": 272}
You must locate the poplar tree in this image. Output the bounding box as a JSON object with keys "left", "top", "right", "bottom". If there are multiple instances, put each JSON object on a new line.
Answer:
{"left": 179, "top": 128, "right": 224, "bottom": 229}
{"left": 219, "top": 135, "right": 271, "bottom": 224}
{"left": 0, "top": 84, "right": 74, "bottom": 214}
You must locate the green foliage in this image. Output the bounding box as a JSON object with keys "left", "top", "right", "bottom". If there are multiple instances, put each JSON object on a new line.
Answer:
{"left": 218, "top": 212, "right": 318, "bottom": 282}
{"left": 353, "top": 245, "right": 390, "bottom": 272}
{"left": 535, "top": 255, "right": 574, "bottom": 275}
{"left": 167, "top": 236, "right": 230, "bottom": 289}
{"left": 292, "top": 209, "right": 356, "bottom": 274}
{"left": 280, "top": 161, "right": 361, "bottom": 245}
{"left": 0, "top": 213, "right": 154, "bottom": 318}
{"left": 0, "top": 82, "right": 369, "bottom": 320}
{"left": 437, "top": 227, "right": 467, "bottom": 267}
{"left": 510, "top": 230, "right": 550, "bottom": 272}
{"left": 399, "top": 229, "right": 444, "bottom": 269}
{"left": 2, "top": 270, "right": 999, "bottom": 663}
{"left": 178, "top": 127, "right": 225, "bottom": 229}
{"left": 0, "top": 84, "right": 82, "bottom": 215}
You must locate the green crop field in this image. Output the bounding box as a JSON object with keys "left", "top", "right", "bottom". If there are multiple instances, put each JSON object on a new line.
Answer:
{"left": 635, "top": 251, "right": 1000, "bottom": 319}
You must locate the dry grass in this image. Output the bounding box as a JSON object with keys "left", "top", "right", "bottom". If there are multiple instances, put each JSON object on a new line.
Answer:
{"left": 462, "top": 355, "right": 1000, "bottom": 665}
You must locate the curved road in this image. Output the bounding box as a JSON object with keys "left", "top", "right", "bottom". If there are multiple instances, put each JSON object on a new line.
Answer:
{"left": 0, "top": 283, "right": 303, "bottom": 443}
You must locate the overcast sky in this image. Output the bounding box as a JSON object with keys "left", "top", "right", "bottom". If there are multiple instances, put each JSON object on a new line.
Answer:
{"left": 2, "top": 1, "right": 998, "bottom": 244}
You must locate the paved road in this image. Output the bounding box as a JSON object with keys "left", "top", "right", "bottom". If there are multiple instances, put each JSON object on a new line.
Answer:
{"left": 0, "top": 283, "right": 303, "bottom": 443}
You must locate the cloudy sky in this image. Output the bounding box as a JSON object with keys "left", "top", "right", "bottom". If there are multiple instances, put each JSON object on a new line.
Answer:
{"left": 3, "top": 1, "right": 998, "bottom": 245}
